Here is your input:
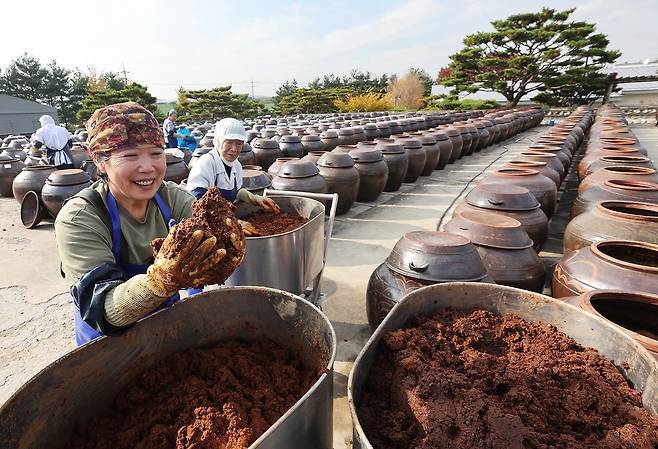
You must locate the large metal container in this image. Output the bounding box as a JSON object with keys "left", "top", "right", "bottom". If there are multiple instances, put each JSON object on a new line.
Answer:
{"left": 348, "top": 282, "right": 658, "bottom": 449}
{"left": 226, "top": 195, "right": 325, "bottom": 296}
{"left": 0, "top": 287, "right": 336, "bottom": 449}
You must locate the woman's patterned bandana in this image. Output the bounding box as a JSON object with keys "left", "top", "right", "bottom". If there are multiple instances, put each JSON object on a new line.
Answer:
{"left": 86, "top": 102, "right": 164, "bottom": 153}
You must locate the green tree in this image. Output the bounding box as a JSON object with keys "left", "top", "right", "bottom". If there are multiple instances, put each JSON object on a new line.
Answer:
{"left": 274, "top": 87, "right": 353, "bottom": 114}
{"left": 77, "top": 82, "right": 157, "bottom": 122}
{"left": 0, "top": 53, "right": 49, "bottom": 101}
{"left": 409, "top": 67, "right": 433, "bottom": 97}
{"left": 441, "top": 8, "right": 620, "bottom": 106}
{"left": 176, "top": 86, "right": 266, "bottom": 122}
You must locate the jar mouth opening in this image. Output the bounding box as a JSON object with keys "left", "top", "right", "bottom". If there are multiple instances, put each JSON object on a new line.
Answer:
{"left": 602, "top": 166, "right": 656, "bottom": 175}
{"left": 592, "top": 240, "right": 658, "bottom": 273}
{"left": 604, "top": 179, "right": 658, "bottom": 191}
{"left": 598, "top": 201, "right": 658, "bottom": 221}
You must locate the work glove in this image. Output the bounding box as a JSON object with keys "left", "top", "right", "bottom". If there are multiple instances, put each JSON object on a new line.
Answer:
{"left": 146, "top": 228, "right": 227, "bottom": 297}
{"left": 236, "top": 188, "right": 281, "bottom": 214}
{"left": 238, "top": 219, "right": 260, "bottom": 237}
{"left": 29, "top": 146, "right": 41, "bottom": 156}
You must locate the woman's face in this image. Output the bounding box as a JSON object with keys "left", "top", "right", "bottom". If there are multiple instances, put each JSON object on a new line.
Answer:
{"left": 96, "top": 144, "right": 166, "bottom": 202}
{"left": 220, "top": 139, "right": 243, "bottom": 162}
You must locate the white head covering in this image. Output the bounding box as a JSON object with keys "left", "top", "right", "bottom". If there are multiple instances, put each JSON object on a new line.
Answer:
{"left": 34, "top": 115, "right": 71, "bottom": 154}
{"left": 39, "top": 115, "right": 56, "bottom": 127}
{"left": 213, "top": 118, "right": 246, "bottom": 160}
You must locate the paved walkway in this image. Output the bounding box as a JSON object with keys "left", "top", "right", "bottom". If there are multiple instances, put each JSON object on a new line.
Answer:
{"left": 0, "top": 124, "right": 656, "bottom": 448}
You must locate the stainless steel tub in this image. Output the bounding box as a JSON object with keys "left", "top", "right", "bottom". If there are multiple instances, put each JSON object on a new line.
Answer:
{"left": 226, "top": 196, "right": 325, "bottom": 297}
{"left": 0, "top": 287, "right": 336, "bottom": 449}
{"left": 348, "top": 282, "right": 658, "bottom": 449}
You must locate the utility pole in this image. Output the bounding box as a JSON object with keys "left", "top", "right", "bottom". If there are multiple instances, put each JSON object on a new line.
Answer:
{"left": 122, "top": 63, "right": 129, "bottom": 85}
{"left": 251, "top": 80, "right": 255, "bottom": 98}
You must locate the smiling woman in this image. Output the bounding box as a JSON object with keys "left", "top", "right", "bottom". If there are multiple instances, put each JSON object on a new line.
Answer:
{"left": 54, "top": 102, "right": 237, "bottom": 347}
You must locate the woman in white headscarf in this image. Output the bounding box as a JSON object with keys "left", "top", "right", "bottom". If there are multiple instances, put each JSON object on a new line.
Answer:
{"left": 32, "top": 115, "right": 74, "bottom": 169}
{"left": 186, "top": 118, "right": 280, "bottom": 236}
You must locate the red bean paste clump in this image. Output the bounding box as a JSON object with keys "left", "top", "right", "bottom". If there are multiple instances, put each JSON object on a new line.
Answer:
{"left": 358, "top": 309, "right": 658, "bottom": 449}
{"left": 70, "top": 339, "right": 317, "bottom": 449}
{"left": 242, "top": 210, "right": 309, "bottom": 236}
{"left": 152, "top": 187, "right": 245, "bottom": 286}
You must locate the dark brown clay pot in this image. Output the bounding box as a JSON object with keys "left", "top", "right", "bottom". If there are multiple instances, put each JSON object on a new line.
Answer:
{"left": 379, "top": 142, "right": 408, "bottom": 192}
{"left": 0, "top": 158, "right": 25, "bottom": 197}
{"left": 478, "top": 168, "right": 557, "bottom": 218}
{"left": 580, "top": 155, "right": 654, "bottom": 181}
{"left": 504, "top": 160, "right": 561, "bottom": 187}
{"left": 337, "top": 127, "right": 357, "bottom": 146}
{"left": 571, "top": 290, "right": 658, "bottom": 358}
{"left": 317, "top": 152, "right": 359, "bottom": 215}
{"left": 267, "top": 157, "right": 299, "bottom": 178}
{"left": 466, "top": 124, "right": 481, "bottom": 153}
{"left": 349, "top": 149, "right": 388, "bottom": 202}
{"left": 527, "top": 144, "right": 571, "bottom": 169}
{"left": 571, "top": 179, "right": 658, "bottom": 218}
{"left": 20, "top": 190, "right": 47, "bottom": 228}
{"left": 164, "top": 154, "right": 188, "bottom": 184}
{"left": 237, "top": 142, "right": 256, "bottom": 166}
{"left": 414, "top": 133, "right": 440, "bottom": 176}
{"left": 443, "top": 126, "right": 463, "bottom": 162}
{"left": 301, "top": 151, "right": 328, "bottom": 165}
{"left": 41, "top": 169, "right": 92, "bottom": 218}
{"left": 12, "top": 165, "right": 57, "bottom": 203}
{"left": 564, "top": 201, "right": 658, "bottom": 253}
{"left": 394, "top": 136, "right": 425, "bottom": 183}
{"left": 252, "top": 138, "right": 282, "bottom": 171}
{"left": 242, "top": 168, "right": 271, "bottom": 195}
{"left": 455, "top": 125, "right": 473, "bottom": 157}
{"left": 443, "top": 210, "right": 545, "bottom": 292}
{"left": 473, "top": 121, "right": 491, "bottom": 150}
{"left": 579, "top": 166, "right": 658, "bottom": 194}
{"left": 320, "top": 131, "right": 339, "bottom": 151}
{"left": 425, "top": 130, "right": 452, "bottom": 170}
{"left": 279, "top": 135, "right": 305, "bottom": 158}
{"left": 552, "top": 240, "right": 658, "bottom": 298}
{"left": 455, "top": 183, "right": 548, "bottom": 250}
{"left": 518, "top": 151, "right": 566, "bottom": 180}
{"left": 366, "top": 231, "right": 491, "bottom": 330}
{"left": 301, "top": 134, "right": 325, "bottom": 153}
{"left": 271, "top": 160, "right": 328, "bottom": 194}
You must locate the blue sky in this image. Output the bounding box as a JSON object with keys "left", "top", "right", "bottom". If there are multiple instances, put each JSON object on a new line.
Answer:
{"left": 2, "top": 0, "right": 657, "bottom": 100}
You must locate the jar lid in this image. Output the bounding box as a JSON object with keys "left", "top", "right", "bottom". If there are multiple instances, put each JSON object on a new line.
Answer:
{"left": 318, "top": 152, "right": 354, "bottom": 168}
{"left": 385, "top": 231, "right": 489, "bottom": 282}
{"left": 394, "top": 136, "right": 422, "bottom": 149}
{"left": 338, "top": 127, "right": 355, "bottom": 136}
{"left": 253, "top": 138, "right": 279, "bottom": 149}
{"left": 379, "top": 143, "right": 405, "bottom": 154}
{"left": 281, "top": 135, "right": 301, "bottom": 143}
{"left": 240, "top": 142, "right": 253, "bottom": 153}
{"left": 278, "top": 160, "right": 320, "bottom": 178}
{"left": 46, "top": 168, "right": 92, "bottom": 186}
{"left": 301, "top": 134, "right": 321, "bottom": 142}
{"left": 320, "top": 130, "right": 338, "bottom": 139}
{"left": 443, "top": 210, "right": 533, "bottom": 249}
{"left": 165, "top": 153, "right": 184, "bottom": 164}
{"left": 349, "top": 148, "right": 384, "bottom": 163}
{"left": 465, "top": 184, "right": 540, "bottom": 211}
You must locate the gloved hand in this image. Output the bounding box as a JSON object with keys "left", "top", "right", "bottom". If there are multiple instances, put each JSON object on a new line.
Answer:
{"left": 238, "top": 219, "right": 260, "bottom": 237}
{"left": 146, "top": 228, "right": 227, "bottom": 297}
{"left": 29, "top": 146, "right": 41, "bottom": 156}
{"left": 236, "top": 189, "right": 281, "bottom": 214}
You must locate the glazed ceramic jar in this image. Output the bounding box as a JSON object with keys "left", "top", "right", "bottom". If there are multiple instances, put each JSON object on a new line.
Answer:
{"left": 425, "top": 130, "right": 453, "bottom": 170}
{"left": 252, "top": 138, "right": 282, "bottom": 171}
{"left": 580, "top": 155, "right": 654, "bottom": 180}
{"left": 366, "top": 231, "right": 491, "bottom": 329}
{"left": 527, "top": 144, "right": 571, "bottom": 169}
{"left": 517, "top": 151, "right": 566, "bottom": 180}
{"left": 279, "top": 135, "right": 305, "bottom": 158}
{"left": 442, "top": 126, "right": 463, "bottom": 162}
{"left": 241, "top": 168, "right": 271, "bottom": 195}
{"left": 579, "top": 166, "right": 658, "bottom": 194}
{"left": 301, "top": 151, "right": 328, "bottom": 165}
{"left": 260, "top": 128, "right": 278, "bottom": 139}
{"left": 41, "top": 169, "right": 92, "bottom": 217}
{"left": 454, "top": 183, "right": 548, "bottom": 250}
{"left": 267, "top": 157, "right": 299, "bottom": 178}
{"left": 349, "top": 148, "right": 388, "bottom": 202}
{"left": 552, "top": 240, "right": 658, "bottom": 298}
{"left": 317, "top": 152, "right": 359, "bottom": 215}
{"left": 11, "top": 165, "right": 57, "bottom": 203}
{"left": 565, "top": 290, "right": 658, "bottom": 359}
{"left": 375, "top": 122, "right": 391, "bottom": 139}
{"left": 352, "top": 126, "right": 366, "bottom": 143}
{"left": 271, "top": 160, "right": 328, "bottom": 194}
{"left": 466, "top": 124, "right": 481, "bottom": 153}
{"left": 571, "top": 179, "right": 658, "bottom": 218}
{"left": 563, "top": 201, "right": 658, "bottom": 253}
{"left": 320, "top": 130, "right": 339, "bottom": 151}
{"left": 237, "top": 142, "right": 256, "bottom": 166}
{"left": 377, "top": 142, "right": 408, "bottom": 192}
{"left": 473, "top": 121, "right": 491, "bottom": 149}
{"left": 443, "top": 210, "right": 546, "bottom": 292}
{"left": 337, "top": 127, "right": 357, "bottom": 146}
{"left": 413, "top": 134, "right": 440, "bottom": 176}
{"left": 504, "top": 160, "right": 561, "bottom": 187}
{"left": 394, "top": 136, "right": 425, "bottom": 183}
{"left": 301, "top": 134, "right": 325, "bottom": 154}
{"left": 166, "top": 153, "right": 189, "bottom": 184}
{"left": 478, "top": 168, "right": 557, "bottom": 218}
{"left": 455, "top": 125, "right": 473, "bottom": 157}
{"left": 364, "top": 123, "right": 379, "bottom": 141}
{"left": 0, "top": 158, "right": 23, "bottom": 197}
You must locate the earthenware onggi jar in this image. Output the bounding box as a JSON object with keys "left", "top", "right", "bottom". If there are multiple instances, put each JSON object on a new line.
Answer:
{"left": 579, "top": 166, "right": 658, "bottom": 194}
{"left": 563, "top": 201, "right": 658, "bottom": 253}
{"left": 504, "top": 160, "right": 561, "bottom": 187}
{"left": 378, "top": 142, "right": 408, "bottom": 192}
{"left": 348, "top": 148, "right": 388, "bottom": 202}
{"left": 478, "top": 168, "right": 557, "bottom": 218}
{"left": 11, "top": 165, "right": 57, "bottom": 203}
{"left": 518, "top": 151, "right": 566, "bottom": 180}
{"left": 454, "top": 183, "right": 548, "bottom": 250}
{"left": 0, "top": 157, "right": 24, "bottom": 197}
{"left": 320, "top": 130, "right": 339, "bottom": 151}
{"left": 317, "top": 152, "right": 360, "bottom": 215}
{"left": 394, "top": 136, "right": 425, "bottom": 183}
{"left": 366, "top": 231, "right": 491, "bottom": 329}
{"left": 237, "top": 142, "right": 256, "bottom": 166}
{"left": 241, "top": 168, "right": 271, "bottom": 196}
{"left": 410, "top": 133, "right": 440, "bottom": 176}
{"left": 364, "top": 123, "right": 379, "bottom": 141}
{"left": 552, "top": 240, "right": 658, "bottom": 298}
{"left": 252, "top": 138, "right": 282, "bottom": 171}
{"left": 301, "top": 134, "right": 325, "bottom": 154}
{"left": 580, "top": 155, "right": 654, "bottom": 180}
{"left": 271, "top": 160, "right": 328, "bottom": 194}
{"left": 164, "top": 153, "right": 188, "bottom": 184}
{"left": 267, "top": 157, "right": 299, "bottom": 178}
{"left": 571, "top": 179, "right": 658, "bottom": 218}
{"left": 41, "top": 169, "right": 92, "bottom": 218}
{"left": 278, "top": 135, "right": 305, "bottom": 158}
{"left": 442, "top": 126, "right": 463, "bottom": 162}
{"left": 443, "top": 209, "right": 546, "bottom": 292}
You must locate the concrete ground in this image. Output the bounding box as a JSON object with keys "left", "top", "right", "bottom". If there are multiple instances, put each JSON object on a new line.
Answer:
{"left": 1, "top": 124, "right": 656, "bottom": 447}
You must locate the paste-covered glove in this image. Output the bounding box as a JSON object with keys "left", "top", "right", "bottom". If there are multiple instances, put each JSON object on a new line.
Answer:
{"left": 29, "top": 146, "right": 40, "bottom": 156}
{"left": 236, "top": 188, "right": 281, "bottom": 214}
{"left": 238, "top": 219, "right": 260, "bottom": 237}
{"left": 146, "top": 228, "right": 226, "bottom": 296}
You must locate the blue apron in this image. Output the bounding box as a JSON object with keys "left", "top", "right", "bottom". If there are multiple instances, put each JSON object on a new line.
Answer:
{"left": 187, "top": 176, "right": 238, "bottom": 297}
{"left": 74, "top": 191, "right": 180, "bottom": 346}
